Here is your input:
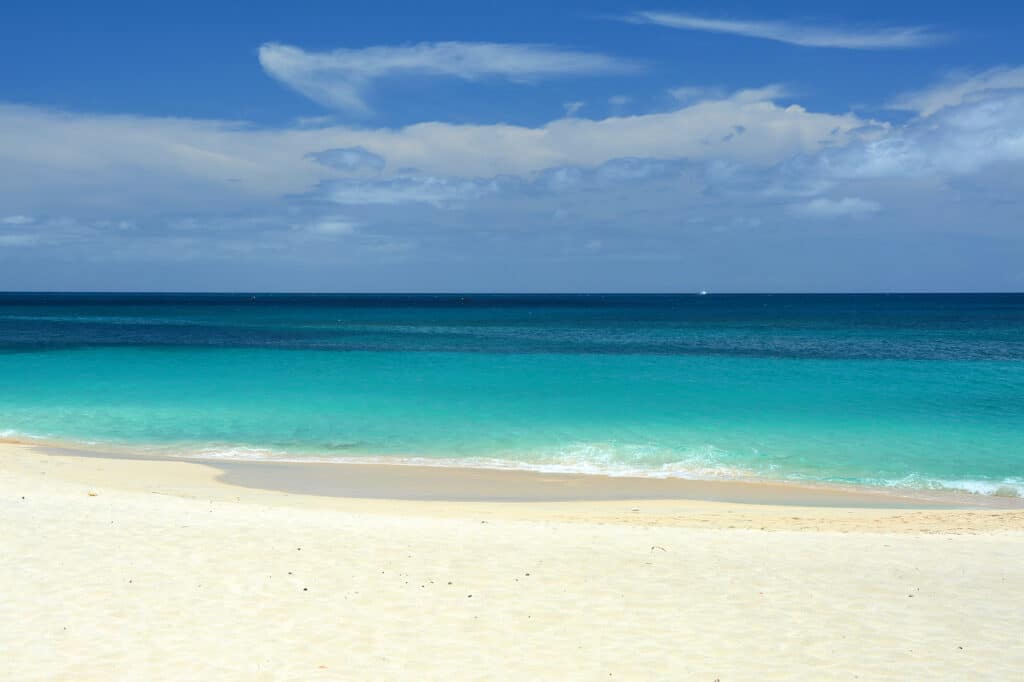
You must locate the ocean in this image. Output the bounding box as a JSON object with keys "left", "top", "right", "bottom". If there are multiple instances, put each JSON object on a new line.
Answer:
{"left": 1, "top": 293, "right": 1022, "bottom": 496}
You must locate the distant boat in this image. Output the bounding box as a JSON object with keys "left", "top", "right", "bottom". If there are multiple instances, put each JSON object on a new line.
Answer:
{"left": 699, "top": 289, "right": 708, "bottom": 296}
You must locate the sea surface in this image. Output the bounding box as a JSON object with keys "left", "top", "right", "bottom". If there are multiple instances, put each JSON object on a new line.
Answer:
{"left": 1, "top": 293, "right": 1022, "bottom": 496}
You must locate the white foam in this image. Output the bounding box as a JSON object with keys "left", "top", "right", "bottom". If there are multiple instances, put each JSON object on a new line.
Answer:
{"left": 6, "top": 431, "right": 1020, "bottom": 498}
{"left": 876, "top": 474, "right": 1024, "bottom": 498}
{"left": 175, "top": 441, "right": 752, "bottom": 481}
{"left": 191, "top": 445, "right": 284, "bottom": 460}
{"left": 183, "top": 446, "right": 1024, "bottom": 498}
{"left": 0, "top": 429, "right": 47, "bottom": 441}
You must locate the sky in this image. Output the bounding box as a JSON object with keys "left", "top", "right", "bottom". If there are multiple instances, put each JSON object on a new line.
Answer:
{"left": 1, "top": 0, "right": 1023, "bottom": 292}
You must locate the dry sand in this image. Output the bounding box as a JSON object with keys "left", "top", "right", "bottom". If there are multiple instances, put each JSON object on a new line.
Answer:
{"left": 2, "top": 442, "right": 1024, "bottom": 680}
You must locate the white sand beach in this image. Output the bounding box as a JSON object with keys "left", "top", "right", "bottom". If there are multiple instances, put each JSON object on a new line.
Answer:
{"left": 3, "top": 442, "right": 1024, "bottom": 680}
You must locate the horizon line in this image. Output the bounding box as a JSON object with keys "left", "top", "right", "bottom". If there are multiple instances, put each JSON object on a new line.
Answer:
{"left": 1, "top": 290, "right": 1022, "bottom": 296}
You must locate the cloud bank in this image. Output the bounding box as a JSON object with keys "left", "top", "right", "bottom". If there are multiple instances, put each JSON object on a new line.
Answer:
{"left": 0, "top": 87, "right": 865, "bottom": 215}
{"left": 2, "top": 69, "right": 1023, "bottom": 291}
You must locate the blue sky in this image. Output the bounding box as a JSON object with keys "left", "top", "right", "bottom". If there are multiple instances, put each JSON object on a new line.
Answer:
{"left": 1, "top": 0, "right": 1023, "bottom": 291}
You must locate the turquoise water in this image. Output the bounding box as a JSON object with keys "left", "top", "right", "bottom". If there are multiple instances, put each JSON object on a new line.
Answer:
{"left": 1, "top": 293, "right": 1022, "bottom": 495}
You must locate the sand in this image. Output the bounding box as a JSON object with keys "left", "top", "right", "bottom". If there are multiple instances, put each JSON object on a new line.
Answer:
{"left": 2, "top": 442, "right": 1024, "bottom": 680}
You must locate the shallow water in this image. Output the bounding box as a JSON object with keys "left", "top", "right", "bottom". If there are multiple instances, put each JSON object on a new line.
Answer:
{"left": 1, "top": 293, "right": 1022, "bottom": 496}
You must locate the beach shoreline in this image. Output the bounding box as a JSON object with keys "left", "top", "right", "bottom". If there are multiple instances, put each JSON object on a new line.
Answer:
{"left": 4, "top": 436, "right": 1022, "bottom": 510}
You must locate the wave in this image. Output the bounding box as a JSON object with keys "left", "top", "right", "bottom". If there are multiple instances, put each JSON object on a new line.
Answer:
{"left": 870, "top": 474, "right": 1023, "bottom": 498}
{"left": 0, "top": 428, "right": 49, "bottom": 442}
{"left": 163, "top": 441, "right": 1024, "bottom": 498}
{"left": 180, "top": 441, "right": 750, "bottom": 479}
{"left": 4, "top": 430, "right": 1020, "bottom": 499}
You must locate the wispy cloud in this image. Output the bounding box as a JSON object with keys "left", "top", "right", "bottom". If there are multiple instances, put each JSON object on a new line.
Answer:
{"left": 624, "top": 11, "right": 946, "bottom": 49}
{"left": 321, "top": 175, "right": 498, "bottom": 207}
{"left": 0, "top": 234, "right": 41, "bottom": 247}
{"left": 819, "top": 92, "right": 1024, "bottom": 178}
{"left": 307, "top": 146, "right": 386, "bottom": 172}
{"left": 889, "top": 66, "right": 1024, "bottom": 116}
{"left": 787, "top": 197, "right": 881, "bottom": 218}
{"left": 297, "top": 218, "right": 358, "bottom": 235}
{"left": 668, "top": 86, "right": 725, "bottom": 104}
{"left": 563, "top": 101, "right": 585, "bottom": 117}
{"left": 259, "top": 42, "right": 640, "bottom": 115}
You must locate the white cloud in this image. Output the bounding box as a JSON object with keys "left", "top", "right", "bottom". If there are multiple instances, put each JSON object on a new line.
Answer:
{"left": 322, "top": 175, "right": 498, "bottom": 207}
{"left": 625, "top": 11, "right": 946, "bottom": 49}
{"left": 701, "top": 88, "right": 1024, "bottom": 222}
{"left": 787, "top": 197, "right": 881, "bottom": 218}
{"left": 0, "top": 89, "right": 866, "bottom": 217}
{"left": 307, "top": 146, "right": 386, "bottom": 172}
{"left": 819, "top": 91, "right": 1024, "bottom": 178}
{"left": 889, "top": 66, "right": 1024, "bottom": 116}
{"left": 0, "top": 215, "right": 96, "bottom": 248}
{"left": 3, "top": 73, "right": 1024, "bottom": 291}
{"left": 534, "top": 157, "right": 680, "bottom": 189}
{"left": 0, "top": 234, "right": 40, "bottom": 247}
{"left": 11, "top": 85, "right": 1021, "bottom": 262}
{"left": 563, "top": 101, "right": 584, "bottom": 117}
{"left": 301, "top": 218, "right": 357, "bottom": 235}
{"left": 668, "top": 86, "right": 725, "bottom": 104}
{"left": 259, "top": 42, "right": 639, "bottom": 114}
{"left": 608, "top": 95, "right": 631, "bottom": 106}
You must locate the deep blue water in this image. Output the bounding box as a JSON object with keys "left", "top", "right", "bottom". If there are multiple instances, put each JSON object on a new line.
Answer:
{"left": 1, "top": 293, "right": 1022, "bottom": 495}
